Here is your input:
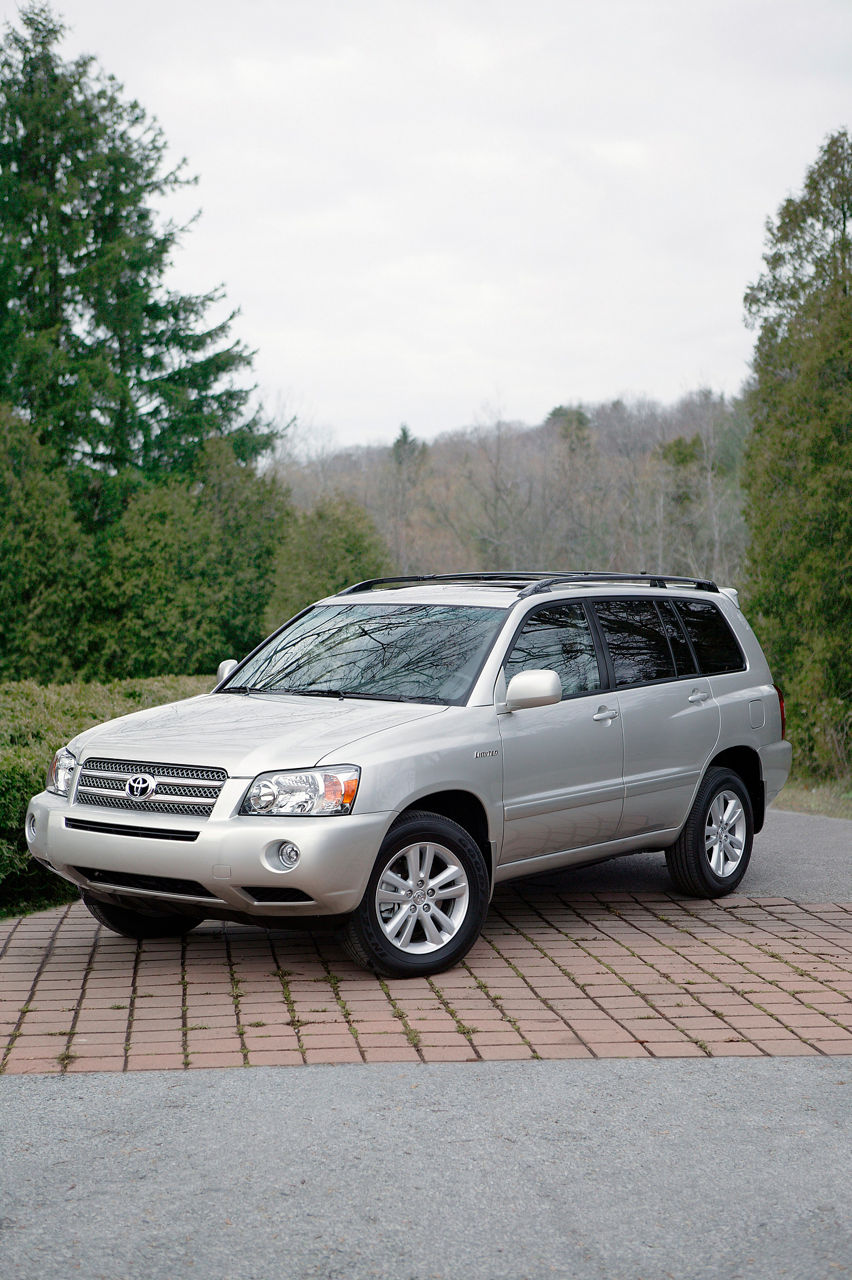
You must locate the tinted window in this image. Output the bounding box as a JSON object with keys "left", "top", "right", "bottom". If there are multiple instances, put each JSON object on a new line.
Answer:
{"left": 505, "top": 604, "right": 602, "bottom": 698}
{"left": 594, "top": 600, "right": 676, "bottom": 686}
{"left": 656, "top": 600, "right": 697, "bottom": 676}
{"left": 230, "top": 603, "right": 507, "bottom": 704}
{"left": 673, "top": 600, "right": 746, "bottom": 675}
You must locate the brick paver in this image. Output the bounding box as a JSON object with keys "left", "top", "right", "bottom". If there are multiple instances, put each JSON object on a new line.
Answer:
{"left": 1, "top": 885, "right": 851, "bottom": 1073}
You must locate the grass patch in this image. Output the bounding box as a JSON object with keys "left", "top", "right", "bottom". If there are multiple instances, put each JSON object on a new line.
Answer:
{"left": 0, "top": 861, "right": 78, "bottom": 919}
{"left": 771, "top": 778, "right": 852, "bottom": 821}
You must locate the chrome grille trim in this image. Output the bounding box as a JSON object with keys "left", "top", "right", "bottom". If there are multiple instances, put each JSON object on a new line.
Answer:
{"left": 82, "top": 758, "right": 227, "bottom": 783}
{"left": 75, "top": 757, "right": 228, "bottom": 820}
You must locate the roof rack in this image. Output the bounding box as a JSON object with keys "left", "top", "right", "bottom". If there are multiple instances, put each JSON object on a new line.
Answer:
{"left": 338, "top": 571, "right": 719, "bottom": 597}
{"left": 338, "top": 572, "right": 543, "bottom": 595}
{"left": 517, "top": 572, "right": 719, "bottom": 597}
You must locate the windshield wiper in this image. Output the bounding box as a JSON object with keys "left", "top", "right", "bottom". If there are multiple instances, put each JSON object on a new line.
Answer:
{"left": 254, "top": 687, "right": 349, "bottom": 699}
{"left": 294, "top": 689, "right": 433, "bottom": 702}
{"left": 290, "top": 688, "right": 346, "bottom": 699}
{"left": 235, "top": 685, "right": 445, "bottom": 704}
{"left": 287, "top": 688, "right": 443, "bottom": 704}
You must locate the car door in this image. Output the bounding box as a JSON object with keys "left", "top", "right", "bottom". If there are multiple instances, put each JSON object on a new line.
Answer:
{"left": 497, "top": 602, "right": 624, "bottom": 866}
{"left": 591, "top": 597, "right": 721, "bottom": 839}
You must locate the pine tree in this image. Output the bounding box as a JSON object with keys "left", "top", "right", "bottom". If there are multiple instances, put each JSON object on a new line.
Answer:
{"left": 0, "top": 3, "right": 272, "bottom": 485}
{"left": 743, "top": 129, "right": 852, "bottom": 775}
{"left": 0, "top": 403, "right": 91, "bottom": 680}
{"left": 89, "top": 440, "right": 293, "bottom": 678}
{"left": 264, "top": 497, "right": 391, "bottom": 631}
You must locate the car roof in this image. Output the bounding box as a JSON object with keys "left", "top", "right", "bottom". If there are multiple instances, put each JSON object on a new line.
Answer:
{"left": 322, "top": 572, "right": 726, "bottom": 611}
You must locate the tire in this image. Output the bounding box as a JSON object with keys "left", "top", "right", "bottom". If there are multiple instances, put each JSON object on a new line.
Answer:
{"left": 665, "top": 767, "right": 754, "bottom": 897}
{"left": 82, "top": 891, "right": 203, "bottom": 939}
{"left": 341, "top": 811, "right": 490, "bottom": 978}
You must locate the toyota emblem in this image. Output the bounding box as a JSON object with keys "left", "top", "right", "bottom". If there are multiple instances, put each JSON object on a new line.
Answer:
{"left": 126, "top": 773, "right": 156, "bottom": 800}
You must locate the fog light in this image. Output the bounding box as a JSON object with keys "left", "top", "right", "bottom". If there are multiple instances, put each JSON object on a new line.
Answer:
{"left": 276, "top": 842, "right": 300, "bottom": 869}
{"left": 27, "top": 814, "right": 36, "bottom": 841}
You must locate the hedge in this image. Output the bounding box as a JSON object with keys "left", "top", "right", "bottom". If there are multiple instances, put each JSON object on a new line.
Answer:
{"left": 0, "top": 675, "right": 211, "bottom": 917}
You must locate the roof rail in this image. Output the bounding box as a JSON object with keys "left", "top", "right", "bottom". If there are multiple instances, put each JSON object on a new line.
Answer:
{"left": 340, "top": 573, "right": 543, "bottom": 595}
{"left": 517, "top": 572, "right": 719, "bottom": 597}
{"left": 338, "top": 571, "right": 719, "bottom": 597}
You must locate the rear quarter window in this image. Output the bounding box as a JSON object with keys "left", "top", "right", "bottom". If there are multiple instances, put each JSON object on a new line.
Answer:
{"left": 673, "top": 600, "right": 746, "bottom": 675}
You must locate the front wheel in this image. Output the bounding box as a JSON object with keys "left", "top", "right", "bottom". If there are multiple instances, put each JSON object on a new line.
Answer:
{"left": 665, "top": 767, "right": 754, "bottom": 897}
{"left": 82, "top": 892, "right": 203, "bottom": 939}
{"left": 341, "top": 811, "right": 490, "bottom": 977}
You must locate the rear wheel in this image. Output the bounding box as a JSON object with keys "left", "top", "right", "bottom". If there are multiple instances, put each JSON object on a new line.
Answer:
{"left": 82, "top": 891, "right": 203, "bottom": 939}
{"left": 341, "top": 811, "right": 490, "bottom": 978}
{"left": 665, "top": 767, "right": 754, "bottom": 897}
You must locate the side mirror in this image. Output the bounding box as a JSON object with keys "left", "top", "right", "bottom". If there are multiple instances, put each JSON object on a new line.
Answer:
{"left": 216, "top": 658, "right": 239, "bottom": 685}
{"left": 503, "top": 669, "right": 562, "bottom": 712}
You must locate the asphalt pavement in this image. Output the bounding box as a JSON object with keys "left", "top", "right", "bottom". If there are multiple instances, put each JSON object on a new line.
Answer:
{"left": 546, "top": 805, "right": 852, "bottom": 900}
{"left": 1, "top": 807, "right": 850, "bottom": 1280}
{"left": 1, "top": 1058, "right": 850, "bottom": 1280}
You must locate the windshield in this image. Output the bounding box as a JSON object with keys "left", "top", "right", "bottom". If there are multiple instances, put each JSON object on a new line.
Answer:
{"left": 224, "top": 602, "right": 508, "bottom": 704}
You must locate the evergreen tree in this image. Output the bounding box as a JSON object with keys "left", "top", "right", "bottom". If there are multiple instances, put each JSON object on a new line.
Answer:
{"left": 388, "top": 424, "right": 427, "bottom": 573}
{"left": 92, "top": 441, "right": 293, "bottom": 678}
{"left": 0, "top": 403, "right": 91, "bottom": 680}
{"left": 0, "top": 3, "right": 272, "bottom": 489}
{"left": 743, "top": 129, "right": 852, "bottom": 775}
{"left": 264, "top": 496, "right": 391, "bottom": 631}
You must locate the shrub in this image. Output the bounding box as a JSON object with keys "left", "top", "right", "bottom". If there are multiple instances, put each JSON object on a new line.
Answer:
{"left": 0, "top": 674, "right": 211, "bottom": 916}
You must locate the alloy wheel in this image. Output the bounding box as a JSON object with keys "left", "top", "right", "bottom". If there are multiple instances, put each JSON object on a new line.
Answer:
{"left": 705, "top": 790, "right": 747, "bottom": 878}
{"left": 375, "top": 840, "right": 471, "bottom": 954}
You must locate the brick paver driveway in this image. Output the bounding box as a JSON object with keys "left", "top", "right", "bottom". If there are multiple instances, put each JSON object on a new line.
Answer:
{"left": 2, "top": 882, "right": 851, "bottom": 1074}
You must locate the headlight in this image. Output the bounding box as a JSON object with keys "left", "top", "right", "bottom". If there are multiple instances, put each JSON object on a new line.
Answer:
{"left": 46, "top": 747, "right": 77, "bottom": 797}
{"left": 241, "top": 766, "right": 360, "bottom": 817}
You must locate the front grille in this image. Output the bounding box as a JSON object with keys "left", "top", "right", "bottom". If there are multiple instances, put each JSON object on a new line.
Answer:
{"left": 73, "top": 866, "right": 218, "bottom": 900}
{"left": 75, "top": 757, "right": 228, "bottom": 819}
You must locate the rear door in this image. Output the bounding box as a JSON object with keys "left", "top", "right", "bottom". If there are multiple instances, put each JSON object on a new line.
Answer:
{"left": 497, "top": 602, "right": 624, "bottom": 865}
{"left": 591, "top": 598, "right": 721, "bottom": 839}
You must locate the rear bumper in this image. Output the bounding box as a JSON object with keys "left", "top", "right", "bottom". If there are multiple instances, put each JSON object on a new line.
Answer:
{"left": 25, "top": 790, "right": 391, "bottom": 919}
{"left": 759, "top": 740, "right": 793, "bottom": 807}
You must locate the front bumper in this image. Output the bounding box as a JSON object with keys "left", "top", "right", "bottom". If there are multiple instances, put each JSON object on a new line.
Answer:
{"left": 26, "top": 789, "right": 392, "bottom": 919}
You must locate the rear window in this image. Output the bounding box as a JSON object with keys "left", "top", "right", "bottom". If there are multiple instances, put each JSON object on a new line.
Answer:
{"left": 673, "top": 600, "right": 746, "bottom": 675}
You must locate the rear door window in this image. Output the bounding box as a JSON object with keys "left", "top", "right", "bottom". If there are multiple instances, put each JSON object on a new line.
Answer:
{"left": 593, "top": 600, "right": 676, "bottom": 687}
{"left": 656, "top": 599, "right": 698, "bottom": 676}
{"left": 673, "top": 600, "right": 746, "bottom": 675}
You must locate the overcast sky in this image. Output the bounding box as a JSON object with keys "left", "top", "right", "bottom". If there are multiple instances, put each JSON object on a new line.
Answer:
{"left": 3, "top": 0, "right": 851, "bottom": 447}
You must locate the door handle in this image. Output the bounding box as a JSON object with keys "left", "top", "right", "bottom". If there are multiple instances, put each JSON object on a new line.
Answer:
{"left": 688, "top": 689, "right": 710, "bottom": 704}
{"left": 592, "top": 705, "right": 619, "bottom": 722}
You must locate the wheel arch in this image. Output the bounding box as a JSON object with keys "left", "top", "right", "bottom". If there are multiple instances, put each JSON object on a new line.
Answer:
{"left": 707, "top": 746, "right": 765, "bottom": 833}
{"left": 398, "top": 789, "right": 496, "bottom": 888}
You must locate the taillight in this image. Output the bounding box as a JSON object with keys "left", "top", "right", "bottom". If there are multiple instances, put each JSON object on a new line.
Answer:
{"left": 773, "top": 684, "right": 786, "bottom": 738}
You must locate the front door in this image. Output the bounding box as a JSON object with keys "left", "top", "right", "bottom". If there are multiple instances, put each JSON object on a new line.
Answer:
{"left": 497, "top": 603, "right": 624, "bottom": 866}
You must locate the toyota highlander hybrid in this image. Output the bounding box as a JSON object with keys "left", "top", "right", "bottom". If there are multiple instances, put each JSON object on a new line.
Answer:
{"left": 26, "top": 572, "right": 791, "bottom": 977}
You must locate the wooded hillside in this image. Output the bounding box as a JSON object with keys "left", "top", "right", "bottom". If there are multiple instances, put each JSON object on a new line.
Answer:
{"left": 279, "top": 390, "right": 750, "bottom": 586}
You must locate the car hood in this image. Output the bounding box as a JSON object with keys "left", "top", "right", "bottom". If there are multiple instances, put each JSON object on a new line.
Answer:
{"left": 69, "top": 693, "right": 447, "bottom": 776}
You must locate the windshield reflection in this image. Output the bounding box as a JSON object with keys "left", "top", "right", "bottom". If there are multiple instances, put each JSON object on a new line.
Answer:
{"left": 227, "top": 603, "right": 507, "bottom": 704}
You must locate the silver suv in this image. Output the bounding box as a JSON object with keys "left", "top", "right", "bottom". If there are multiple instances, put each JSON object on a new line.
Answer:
{"left": 27, "top": 572, "right": 791, "bottom": 977}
